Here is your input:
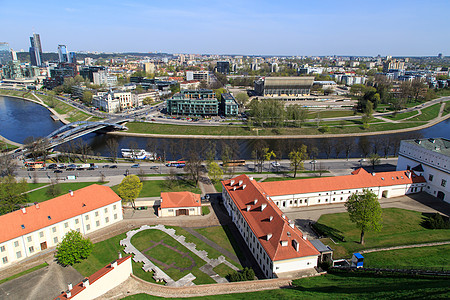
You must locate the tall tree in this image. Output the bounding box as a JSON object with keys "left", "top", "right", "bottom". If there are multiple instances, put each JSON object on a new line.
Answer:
{"left": 76, "top": 139, "right": 91, "bottom": 163}
{"left": 106, "top": 138, "right": 119, "bottom": 163}
{"left": 342, "top": 139, "right": 355, "bottom": 160}
{"left": 0, "top": 176, "right": 28, "bottom": 215}
{"left": 184, "top": 150, "right": 203, "bottom": 187}
{"left": 55, "top": 230, "right": 93, "bottom": 266}
{"left": 345, "top": 189, "right": 382, "bottom": 244}
{"left": 0, "top": 152, "right": 17, "bottom": 177}
{"left": 288, "top": 145, "right": 308, "bottom": 178}
{"left": 117, "top": 175, "right": 143, "bottom": 209}
{"left": 208, "top": 162, "right": 224, "bottom": 184}
{"left": 368, "top": 153, "right": 381, "bottom": 170}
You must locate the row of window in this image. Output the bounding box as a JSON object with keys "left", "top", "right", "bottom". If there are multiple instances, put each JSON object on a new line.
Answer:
{"left": 428, "top": 174, "right": 447, "bottom": 187}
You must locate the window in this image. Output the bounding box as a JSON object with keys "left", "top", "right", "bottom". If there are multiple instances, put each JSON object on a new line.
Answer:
{"left": 64, "top": 222, "right": 68, "bottom": 228}
{"left": 14, "top": 241, "right": 19, "bottom": 247}
{"left": 0, "top": 246, "right": 4, "bottom": 252}
{"left": 86, "top": 224, "right": 91, "bottom": 231}
{"left": 85, "top": 215, "right": 89, "bottom": 220}
{"left": 168, "top": 209, "right": 174, "bottom": 212}
{"left": 114, "top": 213, "right": 118, "bottom": 220}
{"left": 105, "top": 217, "right": 109, "bottom": 223}
{"left": 95, "top": 211, "right": 99, "bottom": 217}
{"left": 27, "top": 236, "right": 32, "bottom": 242}
{"left": 75, "top": 219, "right": 79, "bottom": 224}
{"left": 29, "top": 246, "right": 34, "bottom": 253}
{"left": 429, "top": 174, "right": 434, "bottom": 181}
{"left": 442, "top": 179, "right": 447, "bottom": 187}
{"left": 2, "top": 256, "right": 8, "bottom": 264}
{"left": 318, "top": 199, "right": 320, "bottom": 203}
{"left": 113, "top": 205, "right": 117, "bottom": 210}
{"left": 16, "top": 251, "right": 22, "bottom": 259}
{"left": 52, "top": 227, "right": 56, "bottom": 233}
{"left": 96, "top": 221, "right": 100, "bottom": 227}
{"left": 39, "top": 231, "right": 44, "bottom": 238}
{"left": 53, "top": 237, "right": 58, "bottom": 244}
{"left": 104, "top": 208, "right": 108, "bottom": 213}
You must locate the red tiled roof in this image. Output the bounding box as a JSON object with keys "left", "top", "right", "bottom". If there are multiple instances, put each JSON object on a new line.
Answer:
{"left": 0, "top": 185, "right": 121, "bottom": 244}
{"left": 54, "top": 255, "right": 132, "bottom": 299}
{"left": 160, "top": 192, "right": 201, "bottom": 209}
{"left": 222, "top": 175, "right": 319, "bottom": 262}
{"left": 260, "top": 169, "right": 425, "bottom": 197}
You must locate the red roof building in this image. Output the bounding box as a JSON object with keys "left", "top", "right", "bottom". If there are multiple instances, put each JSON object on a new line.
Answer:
{"left": 159, "top": 192, "right": 202, "bottom": 217}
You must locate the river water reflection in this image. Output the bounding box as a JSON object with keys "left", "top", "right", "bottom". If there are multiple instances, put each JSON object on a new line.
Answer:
{"left": 1, "top": 95, "right": 449, "bottom": 160}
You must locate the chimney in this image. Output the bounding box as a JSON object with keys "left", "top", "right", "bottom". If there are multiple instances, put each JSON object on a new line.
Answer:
{"left": 118, "top": 252, "right": 122, "bottom": 259}
{"left": 246, "top": 205, "right": 251, "bottom": 211}
{"left": 21, "top": 207, "right": 26, "bottom": 214}
{"left": 293, "top": 239, "right": 299, "bottom": 251}
{"left": 372, "top": 173, "right": 375, "bottom": 176}
{"left": 261, "top": 203, "right": 267, "bottom": 211}
{"left": 303, "top": 234, "right": 308, "bottom": 240}
{"left": 254, "top": 199, "right": 258, "bottom": 205}
{"left": 238, "top": 180, "right": 243, "bottom": 186}
{"left": 69, "top": 190, "right": 74, "bottom": 197}
{"left": 34, "top": 202, "right": 39, "bottom": 209}
{"left": 281, "top": 240, "right": 288, "bottom": 247}
{"left": 233, "top": 186, "right": 236, "bottom": 191}
{"left": 282, "top": 214, "right": 286, "bottom": 219}
{"left": 269, "top": 216, "right": 273, "bottom": 222}
{"left": 266, "top": 233, "right": 272, "bottom": 240}
{"left": 67, "top": 291, "right": 72, "bottom": 298}
{"left": 249, "top": 176, "right": 254, "bottom": 181}
{"left": 82, "top": 278, "right": 89, "bottom": 287}
{"left": 242, "top": 184, "right": 246, "bottom": 190}
{"left": 68, "top": 283, "right": 72, "bottom": 290}
{"left": 289, "top": 221, "right": 295, "bottom": 228}
{"left": 230, "top": 180, "right": 235, "bottom": 186}
{"left": 406, "top": 171, "right": 411, "bottom": 178}
{"left": 111, "top": 260, "right": 118, "bottom": 268}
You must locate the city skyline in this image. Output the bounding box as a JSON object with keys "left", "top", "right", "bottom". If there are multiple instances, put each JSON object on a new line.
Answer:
{"left": 0, "top": 0, "right": 449, "bottom": 56}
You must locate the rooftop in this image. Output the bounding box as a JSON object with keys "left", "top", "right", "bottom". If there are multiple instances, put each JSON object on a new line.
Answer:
{"left": 0, "top": 185, "right": 121, "bottom": 244}
{"left": 160, "top": 192, "right": 201, "bottom": 209}
{"left": 404, "top": 138, "right": 450, "bottom": 157}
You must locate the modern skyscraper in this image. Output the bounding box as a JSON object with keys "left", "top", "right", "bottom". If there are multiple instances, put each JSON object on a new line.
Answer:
{"left": 69, "top": 52, "right": 77, "bottom": 64}
{"left": 58, "top": 45, "right": 69, "bottom": 63}
{"left": 0, "top": 42, "right": 12, "bottom": 65}
{"left": 29, "top": 33, "right": 43, "bottom": 66}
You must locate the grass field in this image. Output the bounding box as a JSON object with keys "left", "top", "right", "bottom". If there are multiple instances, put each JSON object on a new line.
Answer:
{"left": 306, "top": 110, "right": 359, "bottom": 119}
{"left": 0, "top": 263, "right": 49, "bottom": 285}
{"left": 385, "top": 110, "right": 419, "bottom": 120}
{"left": 121, "top": 272, "right": 450, "bottom": 299}
{"left": 316, "top": 208, "right": 450, "bottom": 258}
{"left": 435, "top": 88, "right": 450, "bottom": 97}
{"left": 194, "top": 225, "right": 245, "bottom": 263}
{"left": 25, "top": 182, "right": 104, "bottom": 202}
{"left": 201, "top": 206, "right": 210, "bottom": 215}
{"left": 26, "top": 183, "right": 48, "bottom": 191}
{"left": 363, "top": 244, "right": 450, "bottom": 270}
{"left": 212, "top": 263, "right": 235, "bottom": 278}
{"left": 408, "top": 103, "right": 442, "bottom": 121}
{"left": 443, "top": 101, "right": 450, "bottom": 116}
{"left": 111, "top": 179, "right": 201, "bottom": 198}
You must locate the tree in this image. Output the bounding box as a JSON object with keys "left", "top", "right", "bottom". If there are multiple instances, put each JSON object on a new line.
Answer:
{"left": 208, "top": 162, "right": 223, "bottom": 184}
{"left": 235, "top": 92, "right": 249, "bottom": 110}
{"left": 0, "top": 176, "right": 28, "bottom": 215}
{"left": 142, "top": 96, "right": 153, "bottom": 105}
{"left": 184, "top": 150, "right": 203, "bottom": 187}
{"left": 288, "top": 145, "right": 308, "bottom": 178}
{"left": 0, "top": 152, "right": 17, "bottom": 177}
{"left": 117, "top": 175, "right": 143, "bottom": 209}
{"left": 55, "top": 230, "right": 93, "bottom": 266}
{"left": 46, "top": 180, "right": 61, "bottom": 198}
{"left": 345, "top": 189, "right": 382, "bottom": 244}
{"left": 82, "top": 91, "right": 93, "bottom": 104}
{"left": 75, "top": 139, "right": 91, "bottom": 163}
{"left": 106, "top": 138, "right": 119, "bottom": 163}
{"left": 368, "top": 153, "right": 381, "bottom": 170}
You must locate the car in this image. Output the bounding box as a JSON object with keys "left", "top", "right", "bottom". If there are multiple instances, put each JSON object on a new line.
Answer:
{"left": 47, "top": 163, "right": 57, "bottom": 169}
{"left": 14, "top": 149, "right": 22, "bottom": 153}
{"left": 66, "top": 167, "right": 76, "bottom": 171}
{"left": 102, "top": 165, "right": 110, "bottom": 168}
{"left": 109, "top": 165, "right": 118, "bottom": 168}
{"left": 53, "top": 169, "right": 63, "bottom": 173}
{"left": 271, "top": 162, "right": 281, "bottom": 167}
{"left": 67, "top": 164, "right": 77, "bottom": 168}
{"left": 149, "top": 166, "right": 159, "bottom": 169}
{"left": 131, "top": 164, "right": 140, "bottom": 168}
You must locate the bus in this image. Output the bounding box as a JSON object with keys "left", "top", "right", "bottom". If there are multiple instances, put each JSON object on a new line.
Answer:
{"left": 166, "top": 161, "right": 186, "bottom": 167}
{"left": 223, "top": 160, "right": 246, "bottom": 167}
{"left": 25, "top": 161, "right": 45, "bottom": 170}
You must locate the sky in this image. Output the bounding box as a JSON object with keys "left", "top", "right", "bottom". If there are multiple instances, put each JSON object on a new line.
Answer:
{"left": 0, "top": 0, "right": 449, "bottom": 56}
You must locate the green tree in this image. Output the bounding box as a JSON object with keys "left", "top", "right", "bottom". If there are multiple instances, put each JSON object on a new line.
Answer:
{"left": 235, "top": 92, "right": 249, "bottom": 109}
{"left": 55, "top": 230, "right": 93, "bottom": 266}
{"left": 368, "top": 153, "right": 381, "bottom": 170}
{"left": 345, "top": 189, "right": 382, "bottom": 244}
{"left": 117, "top": 175, "right": 143, "bottom": 209}
{"left": 288, "top": 145, "right": 308, "bottom": 178}
{"left": 208, "top": 162, "right": 223, "bottom": 184}
{"left": 0, "top": 176, "right": 28, "bottom": 215}
{"left": 46, "top": 180, "right": 61, "bottom": 198}
{"left": 82, "top": 90, "right": 93, "bottom": 104}
{"left": 214, "top": 88, "right": 227, "bottom": 100}
{"left": 142, "top": 97, "right": 153, "bottom": 105}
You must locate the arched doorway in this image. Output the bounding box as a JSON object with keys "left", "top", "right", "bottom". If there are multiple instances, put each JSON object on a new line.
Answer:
{"left": 437, "top": 191, "right": 445, "bottom": 201}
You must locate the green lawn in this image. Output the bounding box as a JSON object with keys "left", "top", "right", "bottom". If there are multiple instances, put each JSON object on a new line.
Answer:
{"left": 213, "top": 181, "right": 223, "bottom": 192}
{"left": 26, "top": 182, "right": 104, "bottom": 202}
{"left": 130, "top": 229, "right": 215, "bottom": 284}
{"left": 194, "top": 225, "right": 245, "bottom": 263}
{"left": 26, "top": 183, "right": 48, "bottom": 191}
{"left": 385, "top": 110, "right": 419, "bottom": 120}
{"left": 363, "top": 244, "right": 450, "bottom": 270}
{"left": 212, "top": 263, "right": 235, "bottom": 278}
{"left": 315, "top": 208, "right": 450, "bottom": 258}
{"left": 0, "top": 263, "right": 49, "bottom": 285}
{"left": 408, "top": 103, "right": 442, "bottom": 121}
{"left": 202, "top": 206, "right": 210, "bottom": 215}
{"left": 0, "top": 142, "right": 18, "bottom": 151}
{"left": 443, "top": 101, "right": 450, "bottom": 116}
{"left": 435, "top": 88, "right": 450, "bottom": 97}
{"left": 307, "top": 110, "right": 359, "bottom": 119}
{"left": 111, "top": 179, "right": 201, "bottom": 198}
{"left": 121, "top": 272, "right": 450, "bottom": 299}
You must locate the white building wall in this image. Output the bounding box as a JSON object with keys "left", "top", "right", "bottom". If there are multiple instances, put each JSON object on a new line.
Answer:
{"left": 159, "top": 206, "right": 201, "bottom": 217}
{"left": 274, "top": 256, "right": 317, "bottom": 274}
{"left": 0, "top": 200, "right": 123, "bottom": 269}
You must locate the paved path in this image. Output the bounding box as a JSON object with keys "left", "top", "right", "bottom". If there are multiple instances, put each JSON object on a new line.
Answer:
{"left": 375, "top": 116, "right": 398, "bottom": 123}
{"left": 360, "top": 241, "right": 450, "bottom": 254}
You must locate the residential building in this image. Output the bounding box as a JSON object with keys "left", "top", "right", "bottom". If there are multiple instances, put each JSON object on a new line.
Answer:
{"left": 383, "top": 59, "right": 405, "bottom": 72}
{"left": 158, "top": 192, "right": 202, "bottom": 217}
{"left": 92, "top": 92, "right": 120, "bottom": 113}
{"left": 0, "top": 42, "right": 12, "bottom": 65}
{"left": 143, "top": 62, "right": 156, "bottom": 74}
{"left": 220, "top": 93, "right": 239, "bottom": 116}
{"left": 221, "top": 175, "right": 320, "bottom": 278}
{"left": 216, "top": 61, "right": 230, "bottom": 74}
{"left": 58, "top": 45, "right": 69, "bottom": 63}
{"left": 132, "top": 90, "right": 159, "bottom": 107}
{"left": 0, "top": 185, "right": 123, "bottom": 269}
{"left": 180, "top": 80, "right": 200, "bottom": 90}
{"left": 29, "top": 33, "right": 43, "bottom": 66}
{"left": 186, "top": 70, "right": 209, "bottom": 82}
{"left": 167, "top": 89, "right": 218, "bottom": 116}
{"left": 397, "top": 138, "right": 450, "bottom": 202}
{"left": 254, "top": 77, "right": 314, "bottom": 97}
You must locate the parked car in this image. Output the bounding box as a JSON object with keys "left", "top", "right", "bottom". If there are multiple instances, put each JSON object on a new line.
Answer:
{"left": 150, "top": 166, "right": 159, "bottom": 169}
{"left": 47, "top": 163, "right": 58, "bottom": 169}
{"left": 131, "top": 164, "right": 140, "bottom": 168}
{"left": 53, "top": 169, "right": 63, "bottom": 173}
{"left": 109, "top": 165, "right": 118, "bottom": 168}
{"left": 271, "top": 162, "right": 281, "bottom": 167}
{"left": 102, "top": 165, "right": 110, "bottom": 168}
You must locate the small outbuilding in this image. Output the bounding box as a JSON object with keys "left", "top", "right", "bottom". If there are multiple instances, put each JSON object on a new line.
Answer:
{"left": 158, "top": 191, "right": 202, "bottom": 217}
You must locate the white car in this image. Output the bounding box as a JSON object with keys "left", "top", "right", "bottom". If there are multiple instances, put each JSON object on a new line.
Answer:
{"left": 271, "top": 162, "right": 281, "bottom": 167}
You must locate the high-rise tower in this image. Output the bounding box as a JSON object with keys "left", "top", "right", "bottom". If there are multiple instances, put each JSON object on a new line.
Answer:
{"left": 0, "top": 42, "right": 12, "bottom": 65}
{"left": 29, "top": 33, "right": 43, "bottom": 66}
{"left": 58, "top": 45, "right": 69, "bottom": 63}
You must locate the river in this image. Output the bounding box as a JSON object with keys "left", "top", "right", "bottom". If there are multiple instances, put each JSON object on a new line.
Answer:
{"left": 0, "top": 95, "right": 449, "bottom": 160}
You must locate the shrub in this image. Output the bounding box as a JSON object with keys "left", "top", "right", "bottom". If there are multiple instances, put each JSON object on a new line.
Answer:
{"left": 422, "top": 213, "right": 450, "bottom": 229}
{"left": 226, "top": 267, "right": 255, "bottom": 282}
